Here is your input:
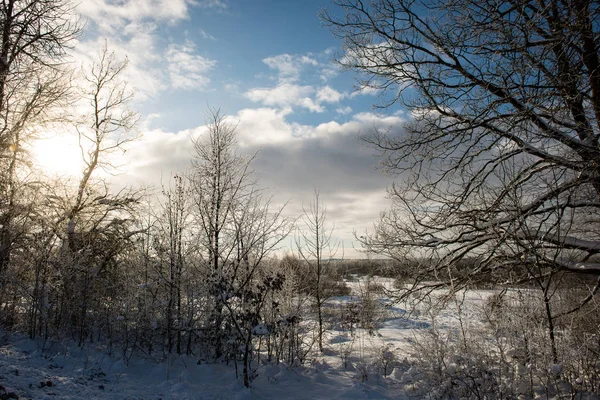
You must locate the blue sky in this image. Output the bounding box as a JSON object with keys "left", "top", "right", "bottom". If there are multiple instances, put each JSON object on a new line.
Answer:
{"left": 70, "top": 0, "right": 407, "bottom": 257}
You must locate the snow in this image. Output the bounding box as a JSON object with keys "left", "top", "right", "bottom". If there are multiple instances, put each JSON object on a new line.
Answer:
{"left": 0, "top": 276, "right": 584, "bottom": 399}
{"left": 549, "top": 364, "right": 563, "bottom": 377}
{"left": 252, "top": 324, "right": 269, "bottom": 336}
{"left": 0, "top": 330, "right": 405, "bottom": 399}
{"left": 0, "top": 276, "right": 411, "bottom": 398}
{"left": 0, "top": 341, "right": 248, "bottom": 399}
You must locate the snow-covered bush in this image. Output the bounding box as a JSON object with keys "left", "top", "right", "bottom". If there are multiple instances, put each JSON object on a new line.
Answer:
{"left": 355, "top": 276, "right": 387, "bottom": 334}
{"left": 375, "top": 345, "right": 397, "bottom": 377}
{"left": 403, "top": 289, "right": 600, "bottom": 399}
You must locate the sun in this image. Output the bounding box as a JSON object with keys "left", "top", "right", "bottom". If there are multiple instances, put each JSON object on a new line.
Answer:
{"left": 30, "top": 133, "right": 85, "bottom": 176}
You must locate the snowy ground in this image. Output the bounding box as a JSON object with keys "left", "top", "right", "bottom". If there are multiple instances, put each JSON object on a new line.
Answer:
{"left": 0, "top": 277, "right": 496, "bottom": 399}
{"left": 0, "top": 331, "right": 405, "bottom": 399}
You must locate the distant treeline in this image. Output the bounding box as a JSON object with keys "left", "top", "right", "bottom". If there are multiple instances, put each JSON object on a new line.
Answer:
{"left": 325, "top": 258, "right": 598, "bottom": 289}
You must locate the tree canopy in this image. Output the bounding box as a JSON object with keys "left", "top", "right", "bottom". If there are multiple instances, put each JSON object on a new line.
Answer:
{"left": 322, "top": 0, "right": 600, "bottom": 287}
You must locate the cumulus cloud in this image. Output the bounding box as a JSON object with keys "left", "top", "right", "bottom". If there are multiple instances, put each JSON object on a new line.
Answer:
{"left": 336, "top": 106, "right": 353, "bottom": 115}
{"left": 349, "top": 84, "right": 380, "bottom": 98}
{"left": 76, "top": 0, "right": 215, "bottom": 97}
{"left": 245, "top": 84, "right": 324, "bottom": 112}
{"left": 74, "top": 36, "right": 164, "bottom": 99}
{"left": 121, "top": 128, "right": 198, "bottom": 183}
{"left": 110, "top": 108, "right": 404, "bottom": 256}
{"left": 235, "top": 109, "right": 400, "bottom": 248}
{"left": 262, "top": 54, "right": 319, "bottom": 83}
{"left": 166, "top": 42, "right": 216, "bottom": 90}
{"left": 244, "top": 84, "right": 347, "bottom": 113}
{"left": 246, "top": 52, "right": 350, "bottom": 113}
{"left": 316, "top": 86, "right": 345, "bottom": 103}
{"left": 234, "top": 108, "right": 295, "bottom": 145}
{"left": 78, "top": 0, "right": 191, "bottom": 31}
{"left": 319, "top": 67, "right": 339, "bottom": 82}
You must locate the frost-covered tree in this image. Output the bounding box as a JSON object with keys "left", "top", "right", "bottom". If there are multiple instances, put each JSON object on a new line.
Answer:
{"left": 323, "top": 0, "right": 600, "bottom": 289}
{"left": 51, "top": 44, "right": 141, "bottom": 344}
{"left": 151, "top": 175, "right": 193, "bottom": 355}
{"left": 296, "top": 190, "right": 338, "bottom": 353}
{"left": 0, "top": 0, "right": 79, "bottom": 314}
{"left": 191, "top": 109, "right": 290, "bottom": 386}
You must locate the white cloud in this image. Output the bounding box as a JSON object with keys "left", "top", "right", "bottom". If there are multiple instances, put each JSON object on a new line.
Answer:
{"left": 234, "top": 108, "right": 294, "bottom": 145}
{"left": 349, "top": 84, "right": 380, "bottom": 98}
{"left": 78, "top": 0, "right": 191, "bottom": 30}
{"left": 198, "top": 29, "right": 216, "bottom": 41}
{"left": 74, "top": 35, "right": 165, "bottom": 99}
{"left": 319, "top": 67, "right": 338, "bottom": 82}
{"left": 196, "top": 0, "right": 228, "bottom": 9}
{"left": 298, "top": 98, "right": 324, "bottom": 113}
{"left": 262, "top": 54, "right": 319, "bottom": 83}
{"left": 76, "top": 0, "right": 216, "bottom": 97}
{"left": 118, "top": 109, "right": 405, "bottom": 174}
{"left": 166, "top": 42, "right": 216, "bottom": 90}
{"left": 115, "top": 128, "right": 197, "bottom": 186}
{"left": 245, "top": 84, "right": 324, "bottom": 112}
{"left": 142, "top": 113, "right": 162, "bottom": 129}
{"left": 108, "top": 108, "right": 404, "bottom": 257}
{"left": 232, "top": 108, "right": 405, "bottom": 145}
{"left": 353, "top": 111, "right": 404, "bottom": 126}
{"left": 336, "top": 106, "right": 353, "bottom": 115}
{"left": 245, "top": 84, "right": 349, "bottom": 113}
{"left": 248, "top": 52, "right": 352, "bottom": 113}
{"left": 316, "top": 86, "right": 345, "bottom": 103}
{"left": 224, "top": 82, "right": 240, "bottom": 92}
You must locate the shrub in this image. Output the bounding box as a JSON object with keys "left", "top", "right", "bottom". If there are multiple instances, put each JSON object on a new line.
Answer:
{"left": 402, "top": 288, "right": 600, "bottom": 399}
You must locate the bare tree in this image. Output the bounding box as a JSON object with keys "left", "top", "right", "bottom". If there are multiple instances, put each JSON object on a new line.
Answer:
{"left": 0, "top": 0, "right": 79, "bottom": 118}
{"left": 0, "top": 0, "right": 79, "bottom": 290}
{"left": 322, "top": 0, "right": 600, "bottom": 291}
{"left": 191, "top": 109, "right": 255, "bottom": 359}
{"left": 66, "top": 43, "right": 139, "bottom": 249}
{"left": 0, "top": 70, "right": 70, "bottom": 322}
{"left": 191, "top": 109, "right": 290, "bottom": 386}
{"left": 296, "top": 190, "right": 338, "bottom": 353}
{"left": 54, "top": 44, "right": 141, "bottom": 344}
{"left": 154, "top": 175, "right": 191, "bottom": 355}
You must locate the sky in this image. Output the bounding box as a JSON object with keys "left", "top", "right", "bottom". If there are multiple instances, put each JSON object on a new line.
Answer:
{"left": 43, "top": 0, "right": 410, "bottom": 258}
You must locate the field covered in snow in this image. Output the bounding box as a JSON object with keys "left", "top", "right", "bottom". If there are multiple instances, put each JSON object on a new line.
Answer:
{"left": 1, "top": 275, "right": 598, "bottom": 399}
{"left": 0, "top": 276, "right": 505, "bottom": 400}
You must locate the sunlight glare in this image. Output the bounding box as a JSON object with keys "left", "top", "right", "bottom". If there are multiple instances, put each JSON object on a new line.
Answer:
{"left": 31, "top": 133, "right": 85, "bottom": 176}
